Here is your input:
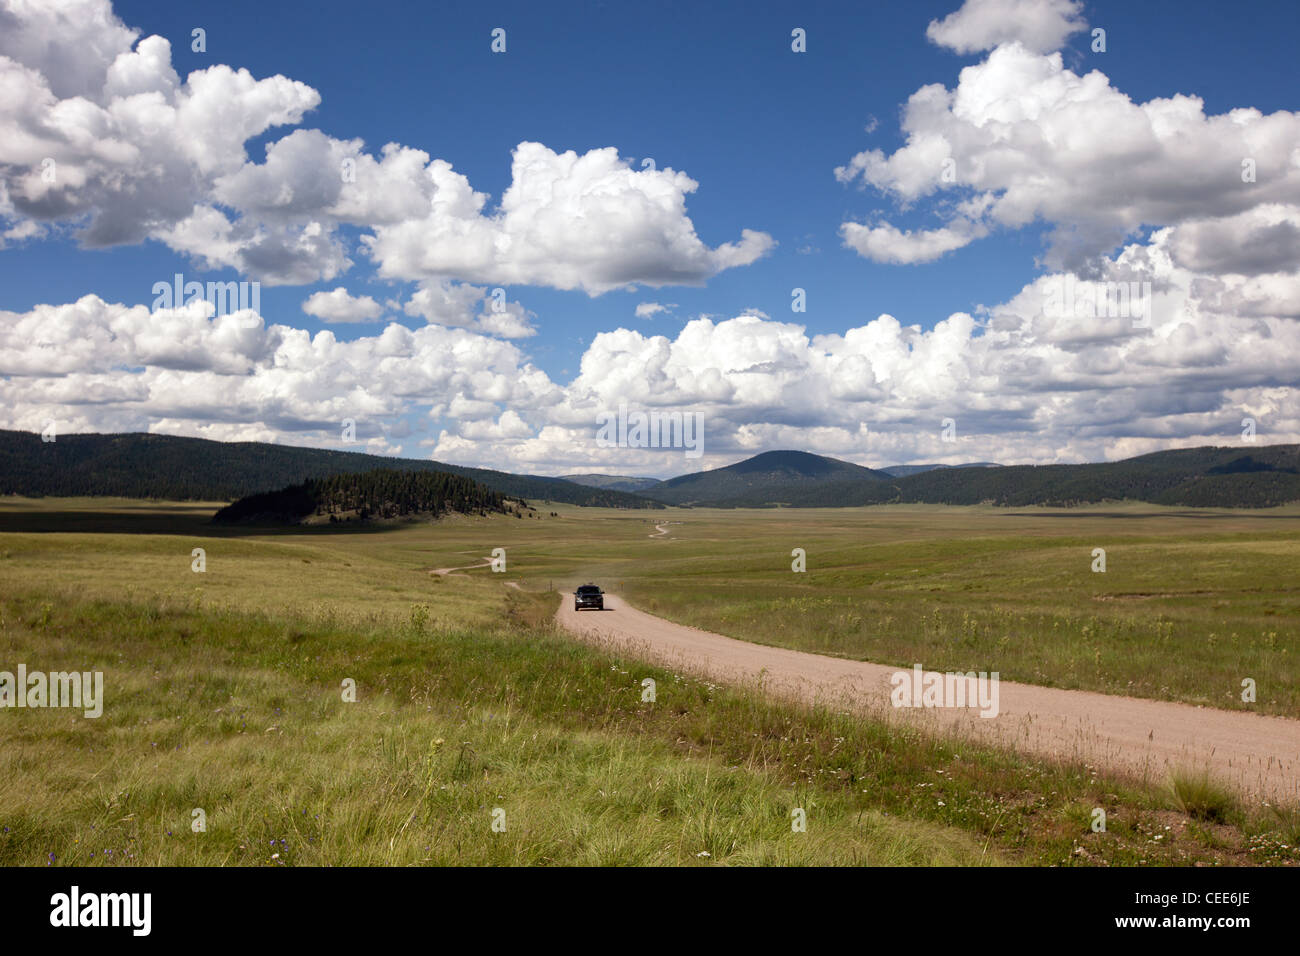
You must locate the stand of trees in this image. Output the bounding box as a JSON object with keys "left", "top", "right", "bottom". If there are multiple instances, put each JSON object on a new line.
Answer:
{"left": 213, "top": 469, "right": 519, "bottom": 524}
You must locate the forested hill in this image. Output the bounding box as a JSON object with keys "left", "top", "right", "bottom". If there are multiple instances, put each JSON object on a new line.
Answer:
{"left": 647, "top": 450, "right": 894, "bottom": 506}
{"left": 5, "top": 429, "right": 1296, "bottom": 510}
{"left": 213, "top": 469, "right": 515, "bottom": 524}
{"left": 892, "top": 445, "right": 1300, "bottom": 507}
{"left": 637, "top": 444, "right": 1300, "bottom": 508}
{"left": 0, "top": 430, "right": 662, "bottom": 508}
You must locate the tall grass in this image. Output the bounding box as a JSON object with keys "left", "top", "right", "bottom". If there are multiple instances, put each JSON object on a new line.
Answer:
{"left": 2, "top": 498, "right": 1298, "bottom": 866}
{"left": 1, "top": 587, "right": 1295, "bottom": 866}
{"left": 1168, "top": 769, "right": 1237, "bottom": 824}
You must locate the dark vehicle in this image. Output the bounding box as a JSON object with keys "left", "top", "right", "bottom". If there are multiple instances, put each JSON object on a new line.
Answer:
{"left": 574, "top": 584, "right": 604, "bottom": 611}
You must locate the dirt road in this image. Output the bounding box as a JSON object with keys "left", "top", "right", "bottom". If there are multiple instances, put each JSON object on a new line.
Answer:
{"left": 557, "top": 594, "right": 1300, "bottom": 802}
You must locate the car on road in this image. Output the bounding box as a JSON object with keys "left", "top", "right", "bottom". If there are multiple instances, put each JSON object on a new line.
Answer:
{"left": 574, "top": 584, "right": 604, "bottom": 611}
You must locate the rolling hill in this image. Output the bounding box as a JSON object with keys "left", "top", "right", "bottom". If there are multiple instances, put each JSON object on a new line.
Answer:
{"left": 0, "top": 430, "right": 662, "bottom": 508}
{"left": 639, "top": 445, "right": 1300, "bottom": 508}
{"left": 4, "top": 429, "right": 1296, "bottom": 511}
{"left": 557, "top": 473, "right": 663, "bottom": 494}
{"left": 646, "top": 450, "right": 895, "bottom": 506}
{"left": 892, "top": 445, "right": 1300, "bottom": 507}
{"left": 880, "top": 462, "right": 1000, "bottom": 477}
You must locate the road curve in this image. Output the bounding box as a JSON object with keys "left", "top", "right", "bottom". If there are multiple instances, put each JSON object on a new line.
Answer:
{"left": 557, "top": 594, "right": 1300, "bottom": 802}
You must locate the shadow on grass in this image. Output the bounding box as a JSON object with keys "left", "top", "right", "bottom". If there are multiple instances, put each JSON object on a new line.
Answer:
{"left": 0, "top": 508, "right": 439, "bottom": 538}
{"left": 999, "top": 510, "right": 1300, "bottom": 520}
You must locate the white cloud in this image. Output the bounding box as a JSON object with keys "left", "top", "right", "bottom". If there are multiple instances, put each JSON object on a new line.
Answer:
{"left": 1167, "top": 204, "right": 1300, "bottom": 277}
{"left": 0, "top": 20, "right": 321, "bottom": 265}
{"left": 475, "top": 302, "right": 537, "bottom": 339}
{"left": 0, "top": 292, "right": 552, "bottom": 444}
{"left": 839, "top": 219, "right": 986, "bottom": 264}
{"left": 0, "top": 1, "right": 771, "bottom": 296}
{"left": 0, "top": 0, "right": 139, "bottom": 100}
{"left": 0, "top": 1, "right": 772, "bottom": 294}
{"left": 926, "top": 0, "right": 1087, "bottom": 55}
{"left": 635, "top": 302, "right": 676, "bottom": 319}
{"left": 361, "top": 142, "right": 775, "bottom": 294}
{"left": 4, "top": 0, "right": 1298, "bottom": 479}
{"left": 836, "top": 43, "right": 1300, "bottom": 271}
{"left": 402, "top": 280, "right": 485, "bottom": 328}
{"left": 416, "top": 229, "right": 1300, "bottom": 472}
{"left": 301, "top": 287, "right": 382, "bottom": 324}
{"left": 4, "top": 228, "right": 1299, "bottom": 475}
{"left": 401, "top": 280, "right": 536, "bottom": 339}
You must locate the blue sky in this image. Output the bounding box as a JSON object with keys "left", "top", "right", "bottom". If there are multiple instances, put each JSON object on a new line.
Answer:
{"left": 1, "top": 0, "right": 1298, "bottom": 475}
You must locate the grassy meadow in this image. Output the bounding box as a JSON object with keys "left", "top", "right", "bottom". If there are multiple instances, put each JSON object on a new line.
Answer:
{"left": 0, "top": 495, "right": 1298, "bottom": 866}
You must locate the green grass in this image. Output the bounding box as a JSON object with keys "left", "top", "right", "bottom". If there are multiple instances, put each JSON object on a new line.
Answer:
{"left": 611, "top": 507, "right": 1300, "bottom": 715}
{"left": 5, "top": 498, "right": 1298, "bottom": 719}
{"left": 0, "top": 587, "right": 995, "bottom": 866}
{"left": 1, "top": 496, "right": 1298, "bottom": 866}
{"left": 0, "top": 585, "right": 1294, "bottom": 866}
{"left": 1168, "top": 770, "right": 1238, "bottom": 824}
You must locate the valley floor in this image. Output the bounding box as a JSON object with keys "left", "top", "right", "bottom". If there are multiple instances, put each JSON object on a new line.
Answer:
{"left": 1, "top": 496, "right": 1297, "bottom": 866}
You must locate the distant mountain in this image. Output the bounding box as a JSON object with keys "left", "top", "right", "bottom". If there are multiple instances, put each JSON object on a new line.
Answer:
{"left": 213, "top": 468, "right": 519, "bottom": 524}
{"left": 558, "top": 473, "right": 663, "bottom": 493}
{"left": 892, "top": 445, "right": 1300, "bottom": 507}
{"left": 642, "top": 445, "right": 1300, "bottom": 508}
{"left": 880, "top": 462, "right": 1000, "bottom": 477}
{"left": 5, "top": 429, "right": 1295, "bottom": 511}
{"left": 647, "top": 450, "right": 895, "bottom": 506}
{"left": 0, "top": 430, "right": 663, "bottom": 508}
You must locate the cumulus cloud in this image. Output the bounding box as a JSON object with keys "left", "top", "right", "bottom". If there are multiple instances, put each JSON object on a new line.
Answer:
{"left": 427, "top": 225, "right": 1300, "bottom": 470}
{"left": 301, "top": 287, "right": 383, "bottom": 323}
{"left": 0, "top": 0, "right": 139, "bottom": 99}
{"left": 1167, "top": 205, "right": 1300, "bottom": 277}
{"left": 361, "top": 142, "right": 775, "bottom": 294}
{"left": 0, "top": 0, "right": 772, "bottom": 294}
{"left": 926, "top": 0, "right": 1087, "bottom": 55}
{"left": 400, "top": 280, "right": 536, "bottom": 339}
{"left": 0, "top": 292, "right": 552, "bottom": 448}
{"left": 836, "top": 42, "right": 1300, "bottom": 272}
{"left": 4, "top": 0, "right": 1298, "bottom": 478}
{"left": 7, "top": 228, "right": 1296, "bottom": 475}
{"left": 0, "top": 6, "right": 322, "bottom": 278}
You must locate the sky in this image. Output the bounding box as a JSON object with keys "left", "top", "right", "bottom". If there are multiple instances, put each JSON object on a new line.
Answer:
{"left": 1, "top": 0, "right": 1298, "bottom": 478}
